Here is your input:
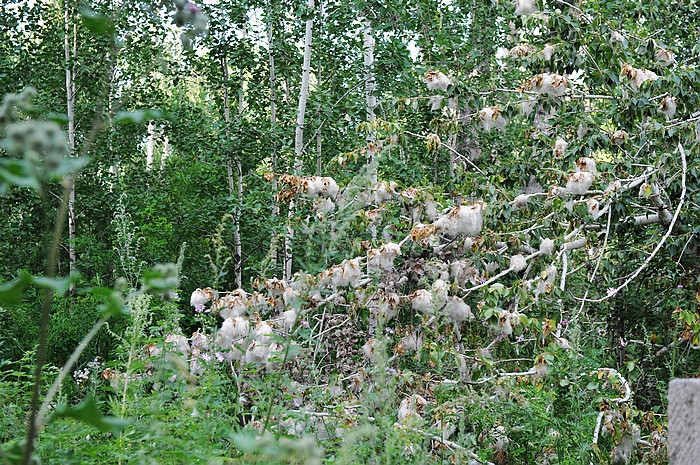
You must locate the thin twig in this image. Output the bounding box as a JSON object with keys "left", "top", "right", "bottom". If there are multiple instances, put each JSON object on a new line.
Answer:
{"left": 568, "top": 207, "right": 612, "bottom": 328}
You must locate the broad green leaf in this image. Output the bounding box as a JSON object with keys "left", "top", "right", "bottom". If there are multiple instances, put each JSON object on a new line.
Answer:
{"left": 1, "top": 440, "right": 40, "bottom": 465}
{"left": 32, "top": 273, "right": 80, "bottom": 295}
{"left": 80, "top": 7, "right": 114, "bottom": 35}
{"left": 52, "top": 395, "right": 129, "bottom": 434}
{"left": 229, "top": 432, "right": 259, "bottom": 452}
{"left": 142, "top": 264, "right": 179, "bottom": 292}
{"left": 82, "top": 286, "right": 128, "bottom": 317}
{"left": 0, "top": 272, "right": 32, "bottom": 306}
{"left": 47, "top": 156, "right": 89, "bottom": 178}
{"left": 113, "top": 109, "right": 164, "bottom": 125}
{"left": 0, "top": 159, "right": 40, "bottom": 194}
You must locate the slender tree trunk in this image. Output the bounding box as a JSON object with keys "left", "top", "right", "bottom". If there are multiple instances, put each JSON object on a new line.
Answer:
{"left": 107, "top": 51, "right": 118, "bottom": 188}
{"left": 145, "top": 121, "right": 155, "bottom": 169}
{"left": 267, "top": 3, "right": 279, "bottom": 269}
{"left": 232, "top": 22, "right": 247, "bottom": 288}
{"left": 363, "top": 16, "right": 376, "bottom": 169}
{"left": 293, "top": 0, "right": 314, "bottom": 161}
{"left": 221, "top": 51, "right": 243, "bottom": 288}
{"left": 315, "top": 56, "right": 322, "bottom": 176}
{"left": 315, "top": 0, "right": 323, "bottom": 176}
{"left": 284, "top": 0, "right": 314, "bottom": 280}
{"left": 448, "top": 133, "right": 457, "bottom": 178}
{"left": 222, "top": 55, "right": 235, "bottom": 193}
{"left": 65, "top": 5, "right": 77, "bottom": 290}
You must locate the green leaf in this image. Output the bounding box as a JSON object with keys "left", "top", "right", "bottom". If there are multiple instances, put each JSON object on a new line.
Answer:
{"left": 32, "top": 273, "right": 80, "bottom": 295}
{"left": 47, "top": 156, "right": 89, "bottom": 178}
{"left": 0, "top": 272, "right": 32, "bottom": 306}
{"left": 83, "top": 286, "right": 128, "bottom": 317}
{"left": 80, "top": 7, "right": 114, "bottom": 35}
{"left": 113, "top": 109, "right": 164, "bottom": 125}
{"left": 1, "top": 440, "right": 40, "bottom": 465}
{"left": 52, "top": 395, "right": 129, "bottom": 434}
{"left": 142, "top": 264, "right": 179, "bottom": 292}
{"left": 229, "top": 432, "right": 259, "bottom": 453}
{"left": 0, "top": 159, "right": 40, "bottom": 194}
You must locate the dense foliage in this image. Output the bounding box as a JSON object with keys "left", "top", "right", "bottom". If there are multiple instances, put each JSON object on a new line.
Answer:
{"left": 1, "top": 0, "right": 699, "bottom": 464}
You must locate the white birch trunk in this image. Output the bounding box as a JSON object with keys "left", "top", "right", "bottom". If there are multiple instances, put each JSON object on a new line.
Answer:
{"left": 268, "top": 6, "right": 279, "bottom": 269}
{"left": 222, "top": 55, "right": 235, "bottom": 193}
{"left": 233, "top": 22, "right": 246, "bottom": 288}
{"left": 145, "top": 121, "right": 155, "bottom": 170}
{"left": 315, "top": 0, "right": 324, "bottom": 176}
{"left": 284, "top": 0, "right": 314, "bottom": 280}
{"left": 221, "top": 51, "right": 243, "bottom": 288}
{"left": 448, "top": 133, "right": 457, "bottom": 178}
{"left": 363, "top": 17, "right": 376, "bottom": 169}
{"left": 65, "top": 6, "right": 77, "bottom": 290}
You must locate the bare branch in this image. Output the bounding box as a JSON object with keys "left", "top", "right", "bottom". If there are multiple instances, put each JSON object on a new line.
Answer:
{"left": 583, "top": 144, "right": 687, "bottom": 303}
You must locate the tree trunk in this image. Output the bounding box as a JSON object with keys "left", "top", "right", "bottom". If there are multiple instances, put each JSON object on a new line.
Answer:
{"left": 221, "top": 51, "right": 243, "bottom": 289}
{"left": 284, "top": 0, "right": 314, "bottom": 280}
{"left": 233, "top": 22, "right": 247, "bottom": 289}
{"left": 315, "top": 0, "right": 324, "bottom": 176}
{"left": 363, "top": 16, "right": 376, "bottom": 169}
{"left": 145, "top": 121, "right": 155, "bottom": 169}
{"left": 65, "top": 5, "right": 77, "bottom": 291}
{"left": 268, "top": 4, "right": 279, "bottom": 269}
{"left": 222, "top": 55, "right": 234, "bottom": 193}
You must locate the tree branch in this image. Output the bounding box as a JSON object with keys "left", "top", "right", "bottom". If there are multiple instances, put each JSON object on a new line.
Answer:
{"left": 582, "top": 144, "right": 687, "bottom": 303}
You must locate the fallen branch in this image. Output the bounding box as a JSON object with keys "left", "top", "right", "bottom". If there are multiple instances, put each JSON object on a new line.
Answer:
{"left": 582, "top": 143, "right": 687, "bottom": 303}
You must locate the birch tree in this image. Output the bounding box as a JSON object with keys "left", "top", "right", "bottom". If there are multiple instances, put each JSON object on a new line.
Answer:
{"left": 267, "top": 1, "right": 279, "bottom": 268}
{"left": 64, "top": 1, "right": 77, "bottom": 289}
{"left": 284, "top": 0, "right": 315, "bottom": 280}
{"left": 362, "top": 14, "right": 377, "bottom": 168}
